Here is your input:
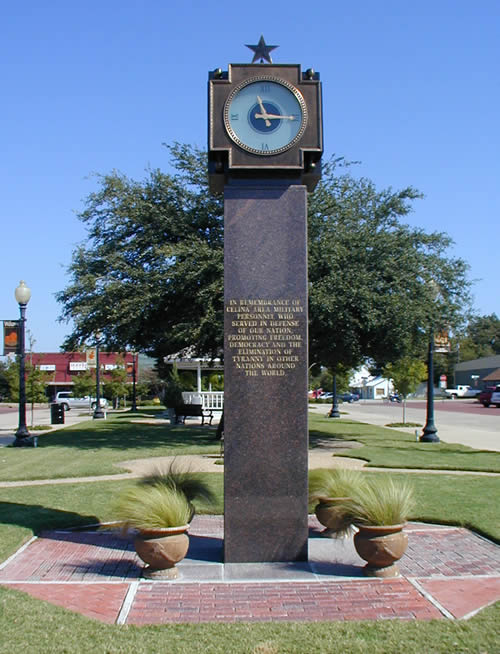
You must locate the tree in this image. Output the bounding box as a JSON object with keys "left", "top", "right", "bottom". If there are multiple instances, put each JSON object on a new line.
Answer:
{"left": 307, "top": 159, "right": 471, "bottom": 371}
{"left": 457, "top": 314, "right": 500, "bottom": 361}
{"left": 72, "top": 369, "right": 96, "bottom": 398}
{"left": 383, "top": 357, "right": 427, "bottom": 424}
{"left": 3, "top": 359, "right": 50, "bottom": 404}
{"left": 103, "top": 358, "right": 129, "bottom": 408}
{"left": 57, "top": 145, "right": 472, "bottom": 371}
{"left": 135, "top": 366, "right": 165, "bottom": 403}
{"left": 0, "top": 361, "right": 10, "bottom": 401}
{"left": 308, "top": 365, "right": 350, "bottom": 396}
{"left": 57, "top": 144, "right": 224, "bottom": 361}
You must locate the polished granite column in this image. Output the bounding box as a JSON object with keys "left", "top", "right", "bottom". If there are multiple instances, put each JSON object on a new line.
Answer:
{"left": 223, "top": 180, "right": 309, "bottom": 562}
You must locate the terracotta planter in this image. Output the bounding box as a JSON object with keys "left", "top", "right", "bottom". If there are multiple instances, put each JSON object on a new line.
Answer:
{"left": 134, "top": 525, "right": 189, "bottom": 579}
{"left": 314, "top": 497, "right": 351, "bottom": 538}
{"left": 353, "top": 523, "right": 408, "bottom": 577}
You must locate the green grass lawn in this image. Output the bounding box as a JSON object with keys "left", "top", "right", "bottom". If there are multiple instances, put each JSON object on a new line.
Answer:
{"left": 309, "top": 413, "right": 500, "bottom": 473}
{"left": 1, "top": 410, "right": 497, "bottom": 484}
{"left": 0, "top": 409, "right": 220, "bottom": 481}
{"left": 0, "top": 412, "right": 499, "bottom": 651}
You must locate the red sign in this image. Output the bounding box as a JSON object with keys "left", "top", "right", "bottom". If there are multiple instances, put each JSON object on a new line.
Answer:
{"left": 3, "top": 320, "right": 19, "bottom": 355}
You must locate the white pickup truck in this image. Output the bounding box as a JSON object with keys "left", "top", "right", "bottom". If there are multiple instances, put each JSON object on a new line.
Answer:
{"left": 444, "top": 385, "right": 480, "bottom": 399}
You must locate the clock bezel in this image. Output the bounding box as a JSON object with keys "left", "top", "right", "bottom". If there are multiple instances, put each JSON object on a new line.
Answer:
{"left": 223, "top": 76, "right": 308, "bottom": 156}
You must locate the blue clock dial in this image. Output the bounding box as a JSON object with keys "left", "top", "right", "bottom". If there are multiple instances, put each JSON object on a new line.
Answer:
{"left": 224, "top": 77, "right": 307, "bottom": 155}
{"left": 248, "top": 101, "right": 281, "bottom": 133}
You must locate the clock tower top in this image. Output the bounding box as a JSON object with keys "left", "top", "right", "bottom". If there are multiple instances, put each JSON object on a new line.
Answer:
{"left": 208, "top": 62, "right": 323, "bottom": 193}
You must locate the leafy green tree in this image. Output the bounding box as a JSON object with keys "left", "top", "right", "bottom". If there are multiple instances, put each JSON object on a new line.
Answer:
{"left": 130, "top": 381, "right": 152, "bottom": 404}
{"left": 308, "top": 366, "right": 350, "bottom": 398}
{"left": 26, "top": 363, "right": 50, "bottom": 403}
{"left": 57, "top": 145, "right": 471, "bottom": 371}
{"left": 457, "top": 314, "right": 500, "bottom": 361}
{"left": 0, "top": 361, "right": 10, "bottom": 400}
{"left": 57, "top": 144, "right": 224, "bottom": 361}
{"left": 134, "top": 366, "right": 165, "bottom": 403}
{"left": 103, "top": 358, "right": 129, "bottom": 408}
{"left": 203, "top": 372, "right": 224, "bottom": 392}
{"left": 72, "top": 369, "right": 96, "bottom": 398}
{"left": 383, "top": 357, "right": 427, "bottom": 424}
{"left": 162, "top": 364, "right": 184, "bottom": 409}
{"left": 3, "top": 359, "right": 50, "bottom": 403}
{"left": 4, "top": 359, "right": 20, "bottom": 401}
{"left": 307, "top": 159, "right": 471, "bottom": 371}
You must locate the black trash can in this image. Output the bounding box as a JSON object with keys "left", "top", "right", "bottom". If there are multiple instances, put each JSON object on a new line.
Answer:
{"left": 50, "top": 402, "right": 65, "bottom": 425}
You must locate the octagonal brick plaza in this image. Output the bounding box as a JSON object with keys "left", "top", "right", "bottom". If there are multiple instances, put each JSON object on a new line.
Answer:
{"left": 1, "top": 515, "right": 499, "bottom": 624}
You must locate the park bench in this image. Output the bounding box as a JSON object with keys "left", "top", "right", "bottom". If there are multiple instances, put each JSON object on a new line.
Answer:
{"left": 174, "top": 403, "right": 213, "bottom": 426}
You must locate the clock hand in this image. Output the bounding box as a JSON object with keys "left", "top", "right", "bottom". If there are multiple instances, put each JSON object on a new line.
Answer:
{"left": 254, "top": 113, "right": 297, "bottom": 121}
{"left": 256, "top": 95, "right": 271, "bottom": 127}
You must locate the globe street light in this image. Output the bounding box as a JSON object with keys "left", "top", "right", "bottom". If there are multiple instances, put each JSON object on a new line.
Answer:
{"left": 13, "top": 280, "right": 34, "bottom": 447}
{"left": 93, "top": 333, "right": 105, "bottom": 419}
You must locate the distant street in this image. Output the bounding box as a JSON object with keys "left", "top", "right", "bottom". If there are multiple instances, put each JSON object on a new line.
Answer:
{"left": 409, "top": 399, "right": 499, "bottom": 416}
{"left": 0, "top": 404, "right": 94, "bottom": 446}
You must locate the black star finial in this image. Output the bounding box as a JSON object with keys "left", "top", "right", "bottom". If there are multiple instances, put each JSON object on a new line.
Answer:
{"left": 245, "top": 35, "right": 278, "bottom": 64}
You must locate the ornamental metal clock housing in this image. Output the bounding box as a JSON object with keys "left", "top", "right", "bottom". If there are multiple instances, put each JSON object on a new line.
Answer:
{"left": 208, "top": 64, "right": 323, "bottom": 193}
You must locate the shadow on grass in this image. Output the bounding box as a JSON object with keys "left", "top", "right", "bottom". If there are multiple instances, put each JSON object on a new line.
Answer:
{"left": 0, "top": 502, "right": 99, "bottom": 534}
{"left": 34, "top": 420, "right": 217, "bottom": 452}
{"left": 309, "top": 430, "right": 361, "bottom": 448}
{"left": 111, "top": 408, "right": 169, "bottom": 420}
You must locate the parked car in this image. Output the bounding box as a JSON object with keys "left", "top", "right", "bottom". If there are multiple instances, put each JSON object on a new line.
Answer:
{"left": 319, "top": 392, "right": 359, "bottom": 403}
{"left": 55, "top": 391, "right": 108, "bottom": 411}
{"left": 479, "top": 385, "right": 500, "bottom": 408}
{"left": 340, "top": 392, "right": 359, "bottom": 403}
{"left": 491, "top": 389, "right": 500, "bottom": 408}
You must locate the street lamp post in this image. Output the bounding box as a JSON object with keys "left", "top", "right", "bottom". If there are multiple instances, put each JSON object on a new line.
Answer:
{"left": 93, "top": 333, "right": 105, "bottom": 419}
{"left": 328, "top": 373, "right": 340, "bottom": 419}
{"left": 420, "top": 327, "right": 440, "bottom": 443}
{"left": 13, "top": 281, "right": 34, "bottom": 447}
{"left": 130, "top": 351, "right": 138, "bottom": 412}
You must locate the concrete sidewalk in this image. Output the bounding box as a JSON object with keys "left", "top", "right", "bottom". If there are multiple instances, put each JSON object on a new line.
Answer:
{"left": 0, "top": 515, "right": 499, "bottom": 624}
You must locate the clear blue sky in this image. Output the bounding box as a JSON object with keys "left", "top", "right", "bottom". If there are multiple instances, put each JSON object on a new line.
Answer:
{"left": 1, "top": 0, "right": 498, "bottom": 352}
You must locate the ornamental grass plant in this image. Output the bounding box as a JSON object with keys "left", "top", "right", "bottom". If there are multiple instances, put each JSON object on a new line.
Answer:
{"left": 114, "top": 484, "right": 191, "bottom": 532}
{"left": 346, "top": 475, "right": 416, "bottom": 527}
{"left": 308, "top": 469, "right": 367, "bottom": 538}
{"left": 308, "top": 468, "right": 366, "bottom": 503}
{"left": 138, "top": 461, "right": 217, "bottom": 508}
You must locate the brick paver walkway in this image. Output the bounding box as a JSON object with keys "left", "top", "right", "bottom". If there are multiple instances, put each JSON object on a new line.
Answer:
{"left": 126, "top": 578, "right": 442, "bottom": 624}
{"left": 1, "top": 516, "right": 499, "bottom": 625}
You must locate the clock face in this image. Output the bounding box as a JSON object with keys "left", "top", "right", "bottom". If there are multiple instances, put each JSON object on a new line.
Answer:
{"left": 224, "top": 77, "right": 308, "bottom": 155}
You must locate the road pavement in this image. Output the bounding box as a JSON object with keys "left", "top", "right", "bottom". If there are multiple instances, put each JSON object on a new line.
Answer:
{"left": 0, "top": 404, "right": 98, "bottom": 446}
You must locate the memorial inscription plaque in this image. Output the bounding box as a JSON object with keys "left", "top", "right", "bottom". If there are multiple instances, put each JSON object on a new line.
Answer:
{"left": 223, "top": 182, "right": 309, "bottom": 562}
